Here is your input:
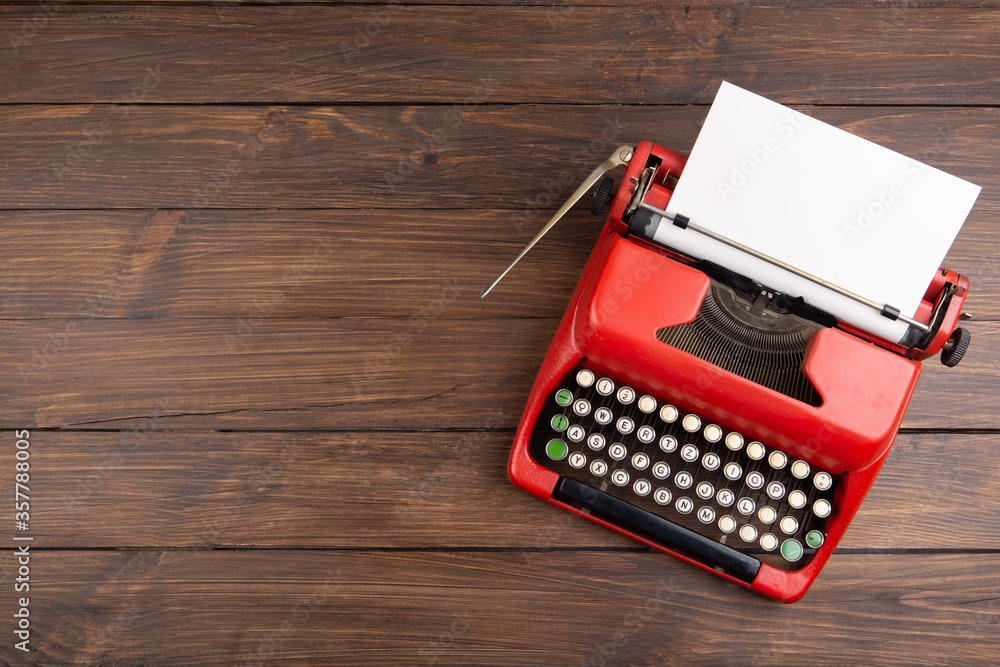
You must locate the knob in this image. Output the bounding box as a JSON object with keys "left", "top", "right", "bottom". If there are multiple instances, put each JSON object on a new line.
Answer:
{"left": 591, "top": 176, "right": 615, "bottom": 215}
{"left": 941, "top": 327, "right": 970, "bottom": 367}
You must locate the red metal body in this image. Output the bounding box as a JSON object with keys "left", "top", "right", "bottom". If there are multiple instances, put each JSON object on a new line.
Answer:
{"left": 507, "top": 140, "right": 969, "bottom": 602}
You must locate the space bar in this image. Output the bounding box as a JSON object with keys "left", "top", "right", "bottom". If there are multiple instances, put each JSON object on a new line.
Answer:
{"left": 555, "top": 477, "right": 761, "bottom": 583}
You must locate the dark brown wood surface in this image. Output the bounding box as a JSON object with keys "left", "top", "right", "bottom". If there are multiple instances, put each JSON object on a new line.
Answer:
{"left": 1, "top": 2, "right": 998, "bottom": 665}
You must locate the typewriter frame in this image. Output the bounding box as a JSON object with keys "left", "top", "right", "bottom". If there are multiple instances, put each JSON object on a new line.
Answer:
{"left": 507, "top": 140, "right": 970, "bottom": 602}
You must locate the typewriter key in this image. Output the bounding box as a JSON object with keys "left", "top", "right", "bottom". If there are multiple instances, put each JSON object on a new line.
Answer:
{"left": 716, "top": 489, "right": 735, "bottom": 507}
{"left": 813, "top": 499, "right": 832, "bottom": 518}
{"left": 768, "top": 451, "right": 787, "bottom": 469}
{"left": 675, "top": 497, "right": 694, "bottom": 514}
{"left": 737, "top": 497, "right": 755, "bottom": 515}
{"left": 680, "top": 444, "right": 699, "bottom": 462}
{"left": 608, "top": 443, "right": 627, "bottom": 460}
{"left": 659, "top": 405, "right": 679, "bottom": 423}
{"left": 704, "top": 424, "right": 722, "bottom": 442}
{"left": 631, "top": 452, "right": 650, "bottom": 470}
{"left": 806, "top": 530, "right": 825, "bottom": 549}
{"left": 659, "top": 435, "right": 678, "bottom": 453}
{"left": 653, "top": 488, "right": 671, "bottom": 505}
{"left": 746, "top": 471, "right": 765, "bottom": 489}
{"left": 766, "top": 481, "right": 785, "bottom": 500}
{"left": 651, "top": 462, "right": 670, "bottom": 479}
{"left": 788, "top": 490, "right": 807, "bottom": 509}
{"left": 637, "top": 395, "right": 657, "bottom": 413}
{"left": 696, "top": 482, "right": 714, "bottom": 500}
{"left": 759, "top": 533, "right": 778, "bottom": 552}
{"left": 779, "top": 516, "right": 799, "bottom": 535}
{"left": 576, "top": 369, "right": 595, "bottom": 388}
{"left": 746, "top": 442, "right": 766, "bottom": 460}
{"left": 633, "top": 479, "right": 651, "bottom": 496}
{"left": 718, "top": 516, "right": 737, "bottom": 533}
{"left": 550, "top": 415, "right": 568, "bottom": 432}
{"left": 555, "top": 389, "right": 573, "bottom": 406}
{"left": 616, "top": 417, "right": 635, "bottom": 435}
{"left": 791, "top": 460, "right": 810, "bottom": 479}
{"left": 545, "top": 439, "right": 568, "bottom": 461}
{"left": 814, "top": 472, "right": 833, "bottom": 491}
{"left": 697, "top": 506, "right": 716, "bottom": 524}
{"left": 682, "top": 414, "right": 701, "bottom": 432}
{"left": 636, "top": 425, "right": 656, "bottom": 443}
{"left": 568, "top": 452, "right": 587, "bottom": 469}
{"left": 724, "top": 462, "right": 742, "bottom": 481}
{"left": 617, "top": 386, "right": 636, "bottom": 404}
{"left": 566, "top": 425, "right": 585, "bottom": 442}
{"left": 587, "top": 433, "right": 606, "bottom": 451}
{"left": 702, "top": 452, "right": 721, "bottom": 471}
{"left": 739, "top": 524, "right": 758, "bottom": 542}
{"left": 611, "top": 469, "right": 629, "bottom": 486}
{"left": 594, "top": 407, "right": 613, "bottom": 425}
{"left": 590, "top": 460, "right": 608, "bottom": 477}
{"left": 674, "top": 471, "right": 693, "bottom": 489}
{"left": 725, "top": 432, "right": 744, "bottom": 451}
{"left": 758, "top": 506, "right": 777, "bottom": 524}
{"left": 572, "top": 399, "right": 591, "bottom": 417}
{"left": 596, "top": 378, "right": 614, "bottom": 396}
{"left": 781, "top": 539, "right": 803, "bottom": 562}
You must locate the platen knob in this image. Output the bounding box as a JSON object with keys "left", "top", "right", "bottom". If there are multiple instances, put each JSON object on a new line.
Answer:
{"left": 591, "top": 176, "right": 615, "bottom": 215}
{"left": 941, "top": 327, "right": 970, "bottom": 368}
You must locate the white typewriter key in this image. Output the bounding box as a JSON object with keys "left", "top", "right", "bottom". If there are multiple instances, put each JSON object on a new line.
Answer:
{"left": 573, "top": 399, "right": 591, "bottom": 417}
{"left": 716, "top": 489, "right": 735, "bottom": 507}
{"left": 758, "top": 506, "right": 777, "bottom": 524}
{"left": 791, "top": 460, "right": 811, "bottom": 479}
{"left": 675, "top": 497, "right": 694, "bottom": 514}
{"left": 674, "top": 471, "right": 693, "bottom": 489}
{"left": 638, "top": 395, "right": 657, "bottom": 413}
{"left": 590, "top": 460, "right": 608, "bottom": 477}
{"left": 788, "top": 490, "right": 807, "bottom": 509}
{"left": 725, "top": 432, "right": 744, "bottom": 451}
{"left": 702, "top": 452, "right": 721, "bottom": 471}
{"left": 746, "top": 442, "right": 766, "bottom": 460}
{"left": 697, "top": 506, "right": 716, "bottom": 524}
{"left": 654, "top": 487, "right": 672, "bottom": 505}
{"left": 813, "top": 499, "right": 832, "bottom": 518}
{"left": 703, "top": 424, "right": 722, "bottom": 443}
{"left": 652, "top": 462, "right": 671, "bottom": 479}
{"left": 814, "top": 472, "right": 833, "bottom": 491}
{"left": 696, "top": 482, "right": 714, "bottom": 500}
{"left": 608, "top": 443, "right": 627, "bottom": 460}
{"left": 718, "top": 515, "right": 737, "bottom": 534}
{"left": 616, "top": 387, "right": 636, "bottom": 405}
{"left": 587, "top": 433, "right": 606, "bottom": 451}
{"left": 616, "top": 417, "right": 635, "bottom": 435}
{"left": 594, "top": 407, "right": 613, "bottom": 425}
{"left": 659, "top": 435, "right": 678, "bottom": 453}
{"left": 596, "top": 378, "right": 615, "bottom": 396}
{"left": 682, "top": 414, "right": 701, "bottom": 433}
{"left": 739, "top": 524, "right": 758, "bottom": 543}
{"left": 680, "top": 444, "right": 699, "bottom": 462}
{"left": 576, "top": 369, "right": 595, "bottom": 388}
{"left": 724, "top": 462, "right": 743, "bottom": 481}
{"left": 759, "top": 533, "right": 779, "bottom": 552}
{"left": 766, "top": 481, "right": 785, "bottom": 500}
{"left": 780, "top": 516, "right": 799, "bottom": 535}
{"left": 745, "top": 471, "right": 765, "bottom": 490}
{"left": 611, "top": 469, "right": 630, "bottom": 487}
{"left": 631, "top": 452, "right": 650, "bottom": 470}
{"left": 659, "top": 405, "right": 679, "bottom": 423}
{"left": 633, "top": 479, "right": 652, "bottom": 496}
{"left": 737, "top": 497, "right": 756, "bottom": 515}
{"left": 567, "top": 425, "right": 586, "bottom": 442}
{"left": 636, "top": 425, "right": 656, "bottom": 444}
{"left": 768, "top": 451, "right": 787, "bottom": 470}
{"left": 568, "top": 452, "right": 587, "bottom": 469}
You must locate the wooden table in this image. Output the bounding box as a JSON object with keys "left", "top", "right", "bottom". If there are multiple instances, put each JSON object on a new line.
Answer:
{"left": 1, "top": 2, "right": 998, "bottom": 664}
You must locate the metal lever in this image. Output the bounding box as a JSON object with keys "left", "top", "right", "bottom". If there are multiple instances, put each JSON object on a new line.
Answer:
{"left": 480, "top": 144, "right": 636, "bottom": 299}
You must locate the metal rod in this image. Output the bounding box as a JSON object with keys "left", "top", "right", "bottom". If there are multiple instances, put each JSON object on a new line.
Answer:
{"left": 638, "top": 201, "right": 930, "bottom": 333}
{"left": 480, "top": 145, "right": 636, "bottom": 299}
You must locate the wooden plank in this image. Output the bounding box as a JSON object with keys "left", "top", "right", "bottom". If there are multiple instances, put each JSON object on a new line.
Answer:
{"left": 5, "top": 550, "right": 998, "bottom": 665}
{"left": 2, "top": 207, "right": 993, "bottom": 319}
{"left": 2, "top": 318, "right": 996, "bottom": 430}
{"left": 0, "top": 105, "right": 995, "bottom": 211}
{"left": 3, "top": 6, "right": 1000, "bottom": 105}
{"left": 7, "top": 430, "right": 998, "bottom": 550}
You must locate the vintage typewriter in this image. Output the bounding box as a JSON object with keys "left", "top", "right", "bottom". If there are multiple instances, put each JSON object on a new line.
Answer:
{"left": 482, "top": 131, "right": 974, "bottom": 601}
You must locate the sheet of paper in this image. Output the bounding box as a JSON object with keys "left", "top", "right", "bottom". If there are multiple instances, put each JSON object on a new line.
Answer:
{"left": 656, "top": 81, "right": 981, "bottom": 343}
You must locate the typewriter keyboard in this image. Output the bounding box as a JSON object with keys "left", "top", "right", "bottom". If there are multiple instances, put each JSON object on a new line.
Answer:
{"left": 530, "top": 366, "right": 838, "bottom": 572}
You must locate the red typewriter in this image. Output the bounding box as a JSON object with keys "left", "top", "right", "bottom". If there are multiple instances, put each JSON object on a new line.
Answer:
{"left": 483, "top": 139, "right": 973, "bottom": 602}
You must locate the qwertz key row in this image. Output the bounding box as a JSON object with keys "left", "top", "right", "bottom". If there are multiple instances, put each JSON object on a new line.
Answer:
{"left": 530, "top": 367, "right": 837, "bottom": 568}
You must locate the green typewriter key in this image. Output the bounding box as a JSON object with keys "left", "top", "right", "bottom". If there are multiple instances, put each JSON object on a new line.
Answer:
{"left": 805, "top": 530, "right": 825, "bottom": 549}
{"left": 550, "top": 414, "right": 569, "bottom": 432}
{"left": 781, "top": 539, "right": 803, "bottom": 562}
{"left": 545, "top": 438, "right": 568, "bottom": 461}
{"left": 555, "top": 389, "right": 573, "bottom": 406}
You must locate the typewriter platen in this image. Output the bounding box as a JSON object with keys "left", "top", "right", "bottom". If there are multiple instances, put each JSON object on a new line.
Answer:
{"left": 485, "top": 140, "right": 972, "bottom": 602}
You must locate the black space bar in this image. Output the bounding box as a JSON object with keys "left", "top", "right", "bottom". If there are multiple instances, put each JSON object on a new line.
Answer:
{"left": 556, "top": 477, "right": 761, "bottom": 583}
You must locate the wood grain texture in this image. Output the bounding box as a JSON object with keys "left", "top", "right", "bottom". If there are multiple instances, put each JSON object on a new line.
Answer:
{"left": 3, "top": 550, "right": 998, "bottom": 666}
{"left": 1, "top": 207, "right": 997, "bottom": 320}
{"left": 1, "top": 318, "right": 998, "bottom": 430}
{"left": 2, "top": 5, "right": 999, "bottom": 105}
{"left": 0, "top": 105, "right": 996, "bottom": 211}
{"left": 5, "top": 430, "right": 997, "bottom": 551}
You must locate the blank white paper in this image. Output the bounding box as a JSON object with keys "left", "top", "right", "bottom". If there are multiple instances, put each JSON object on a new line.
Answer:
{"left": 655, "top": 82, "right": 981, "bottom": 342}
